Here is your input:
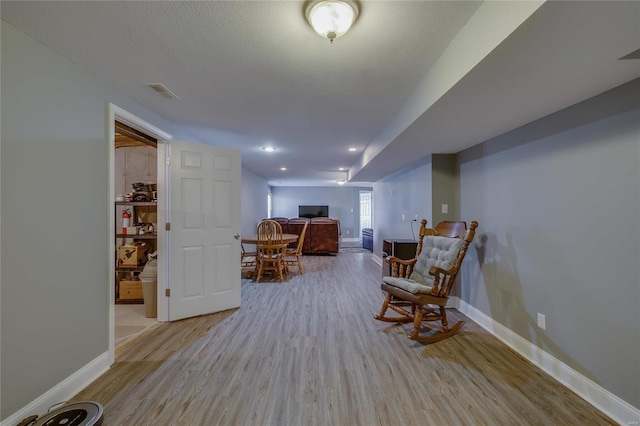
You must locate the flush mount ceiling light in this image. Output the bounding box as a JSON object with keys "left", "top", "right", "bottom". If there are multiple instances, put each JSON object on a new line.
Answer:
{"left": 305, "top": 0, "right": 360, "bottom": 44}
{"left": 336, "top": 179, "right": 346, "bottom": 185}
{"left": 262, "top": 146, "right": 276, "bottom": 152}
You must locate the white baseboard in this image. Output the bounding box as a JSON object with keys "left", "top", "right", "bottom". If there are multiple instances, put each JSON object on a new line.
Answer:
{"left": 372, "top": 253, "right": 383, "bottom": 267}
{"left": 457, "top": 299, "right": 640, "bottom": 425}
{"left": 1, "top": 352, "right": 110, "bottom": 426}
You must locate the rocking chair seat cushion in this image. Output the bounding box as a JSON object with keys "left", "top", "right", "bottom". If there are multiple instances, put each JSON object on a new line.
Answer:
{"left": 382, "top": 276, "right": 433, "bottom": 294}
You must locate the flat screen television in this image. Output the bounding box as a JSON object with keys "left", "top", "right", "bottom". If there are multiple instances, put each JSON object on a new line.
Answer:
{"left": 298, "top": 205, "right": 329, "bottom": 219}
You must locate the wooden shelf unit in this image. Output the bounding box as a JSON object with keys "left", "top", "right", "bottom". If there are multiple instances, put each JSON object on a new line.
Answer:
{"left": 115, "top": 201, "right": 157, "bottom": 304}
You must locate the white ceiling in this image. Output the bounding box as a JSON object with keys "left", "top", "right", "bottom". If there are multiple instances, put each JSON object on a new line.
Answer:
{"left": 2, "top": 1, "right": 639, "bottom": 187}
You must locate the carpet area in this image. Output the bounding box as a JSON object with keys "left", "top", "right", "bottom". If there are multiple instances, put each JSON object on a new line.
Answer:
{"left": 340, "top": 239, "right": 372, "bottom": 253}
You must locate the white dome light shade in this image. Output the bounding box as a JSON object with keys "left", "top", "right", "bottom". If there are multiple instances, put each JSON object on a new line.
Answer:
{"left": 305, "top": 0, "right": 359, "bottom": 43}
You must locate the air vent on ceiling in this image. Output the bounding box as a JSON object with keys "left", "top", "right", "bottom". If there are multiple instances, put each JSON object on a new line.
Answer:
{"left": 146, "top": 83, "right": 179, "bottom": 99}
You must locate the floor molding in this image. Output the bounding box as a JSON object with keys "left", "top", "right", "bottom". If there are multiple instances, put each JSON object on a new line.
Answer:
{"left": 1, "top": 352, "right": 110, "bottom": 426}
{"left": 456, "top": 298, "right": 640, "bottom": 425}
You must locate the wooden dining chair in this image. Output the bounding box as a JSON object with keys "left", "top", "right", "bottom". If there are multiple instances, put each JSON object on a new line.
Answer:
{"left": 241, "top": 243, "right": 256, "bottom": 270}
{"left": 284, "top": 221, "right": 308, "bottom": 274}
{"left": 255, "top": 219, "right": 287, "bottom": 282}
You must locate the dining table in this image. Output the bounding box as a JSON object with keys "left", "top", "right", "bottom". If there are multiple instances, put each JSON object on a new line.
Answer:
{"left": 241, "top": 234, "right": 299, "bottom": 245}
{"left": 241, "top": 234, "right": 299, "bottom": 280}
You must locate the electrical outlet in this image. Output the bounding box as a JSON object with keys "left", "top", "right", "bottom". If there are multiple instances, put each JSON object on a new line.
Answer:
{"left": 414, "top": 214, "right": 418, "bottom": 220}
{"left": 346, "top": 230, "right": 350, "bottom": 235}
{"left": 402, "top": 213, "right": 405, "bottom": 221}
{"left": 537, "top": 313, "right": 546, "bottom": 330}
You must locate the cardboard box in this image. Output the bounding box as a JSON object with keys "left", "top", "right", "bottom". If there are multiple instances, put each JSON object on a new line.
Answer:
{"left": 118, "top": 245, "right": 148, "bottom": 267}
{"left": 119, "top": 279, "right": 143, "bottom": 300}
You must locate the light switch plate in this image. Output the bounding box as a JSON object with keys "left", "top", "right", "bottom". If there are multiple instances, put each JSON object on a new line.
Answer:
{"left": 537, "top": 313, "right": 546, "bottom": 330}
{"left": 441, "top": 204, "right": 448, "bottom": 214}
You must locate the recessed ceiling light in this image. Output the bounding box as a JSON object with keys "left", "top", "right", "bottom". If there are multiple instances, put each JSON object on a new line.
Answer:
{"left": 337, "top": 179, "right": 346, "bottom": 185}
{"left": 338, "top": 167, "right": 345, "bottom": 171}
{"left": 262, "top": 146, "right": 276, "bottom": 152}
{"left": 280, "top": 167, "right": 287, "bottom": 171}
{"left": 348, "top": 147, "right": 356, "bottom": 152}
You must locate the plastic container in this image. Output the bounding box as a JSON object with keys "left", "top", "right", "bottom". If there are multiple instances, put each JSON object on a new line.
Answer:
{"left": 139, "top": 258, "right": 158, "bottom": 318}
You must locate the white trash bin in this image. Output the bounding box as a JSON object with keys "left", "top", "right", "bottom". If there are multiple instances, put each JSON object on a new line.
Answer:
{"left": 139, "top": 257, "right": 158, "bottom": 318}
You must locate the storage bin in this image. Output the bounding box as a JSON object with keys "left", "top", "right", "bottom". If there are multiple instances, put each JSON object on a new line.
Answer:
{"left": 118, "top": 244, "right": 148, "bottom": 267}
{"left": 140, "top": 258, "right": 158, "bottom": 318}
{"left": 119, "top": 279, "right": 143, "bottom": 300}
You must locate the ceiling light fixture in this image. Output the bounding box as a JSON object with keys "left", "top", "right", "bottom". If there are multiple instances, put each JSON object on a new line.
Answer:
{"left": 348, "top": 147, "right": 357, "bottom": 152}
{"left": 262, "top": 146, "right": 276, "bottom": 152}
{"left": 280, "top": 167, "right": 287, "bottom": 171}
{"left": 336, "top": 179, "right": 346, "bottom": 185}
{"left": 305, "top": 0, "right": 360, "bottom": 44}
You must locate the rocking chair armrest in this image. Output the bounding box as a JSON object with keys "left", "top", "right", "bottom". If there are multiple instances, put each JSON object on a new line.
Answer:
{"left": 387, "top": 256, "right": 417, "bottom": 267}
{"left": 427, "top": 265, "right": 460, "bottom": 296}
{"left": 428, "top": 265, "right": 459, "bottom": 278}
{"left": 387, "top": 256, "right": 418, "bottom": 278}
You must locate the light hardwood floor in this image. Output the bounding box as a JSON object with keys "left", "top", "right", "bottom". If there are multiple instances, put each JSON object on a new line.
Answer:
{"left": 75, "top": 252, "right": 614, "bottom": 425}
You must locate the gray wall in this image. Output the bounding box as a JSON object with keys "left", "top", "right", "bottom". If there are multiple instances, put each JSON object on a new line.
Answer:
{"left": 241, "top": 166, "right": 268, "bottom": 236}
{"left": 372, "top": 158, "right": 433, "bottom": 256}
{"left": 1, "top": 20, "right": 274, "bottom": 419}
{"left": 457, "top": 80, "right": 640, "bottom": 408}
{"left": 0, "top": 20, "right": 183, "bottom": 419}
{"left": 271, "top": 186, "right": 371, "bottom": 239}
{"left": 372, "top": 153, "right": 461, "bottom": 257}
{"left": 431, "top": 154, "right": 458, "bottom": 224}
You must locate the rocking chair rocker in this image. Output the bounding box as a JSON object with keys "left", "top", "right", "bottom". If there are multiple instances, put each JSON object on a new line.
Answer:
{"left": 375, "top": 219, "right": 478, "bottom": 344}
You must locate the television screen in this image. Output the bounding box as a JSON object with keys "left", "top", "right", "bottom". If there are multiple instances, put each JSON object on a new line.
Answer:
{"left": 298, "top": 205, "right": 329, "bottom": 219}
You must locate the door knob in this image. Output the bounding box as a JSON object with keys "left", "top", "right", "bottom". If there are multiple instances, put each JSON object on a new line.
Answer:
{"left": 234, "top": 233, "right": 240, "bottom": 239}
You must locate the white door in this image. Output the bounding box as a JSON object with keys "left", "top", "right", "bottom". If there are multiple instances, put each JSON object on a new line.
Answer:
{"left": 168, "top": 141, "right": 241, "bottom": 321}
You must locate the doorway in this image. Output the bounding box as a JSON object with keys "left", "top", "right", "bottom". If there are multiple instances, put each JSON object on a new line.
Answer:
{"left": 107, "top": 104, "right": 243, "bottom": 363}
{"left": 108, "top": 103, "right": 172, "bottom": 365}
{"left": 359, "top": 190, "right": 373, "bottom": 232}
{"left": 113, "top": 120, "right": 158, "bottom": 346}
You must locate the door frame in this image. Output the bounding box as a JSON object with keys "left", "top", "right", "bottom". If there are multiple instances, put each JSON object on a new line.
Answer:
{"left": 107, "top": 103, "right": 172, "bottom": 365}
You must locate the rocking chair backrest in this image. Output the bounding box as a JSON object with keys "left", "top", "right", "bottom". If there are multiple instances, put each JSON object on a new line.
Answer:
{"left": 410, "top": 237, "right": 464, "bottom": 285}
{"left": 410, "top": 220, "right": 478, "bottom": 297}
{"left": 434, "top": 221, "right": 468, "bottom": 239}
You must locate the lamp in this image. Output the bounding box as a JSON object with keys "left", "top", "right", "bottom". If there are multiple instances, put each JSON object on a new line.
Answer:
{"left": 305, "top": 0, "right": 360, "bottom": 44}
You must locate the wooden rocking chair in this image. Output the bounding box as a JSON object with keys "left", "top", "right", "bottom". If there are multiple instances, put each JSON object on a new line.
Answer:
{"left": 375, "top": 219, "right": 478, "bottom": 343}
